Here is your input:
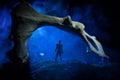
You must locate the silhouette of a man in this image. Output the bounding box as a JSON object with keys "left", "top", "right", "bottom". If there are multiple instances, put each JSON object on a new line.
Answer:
{"left": 55, "top": 40, "right": 63, "bottom": 62}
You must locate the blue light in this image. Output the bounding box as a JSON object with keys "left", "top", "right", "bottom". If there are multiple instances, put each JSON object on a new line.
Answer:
{"left": 0, "top": 8, "right": 12, "bottom": 68}
{"left": 27, "top": 26, "right": 88, "bottom": 63}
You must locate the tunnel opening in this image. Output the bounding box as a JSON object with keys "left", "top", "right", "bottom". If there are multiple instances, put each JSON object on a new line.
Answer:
{"left": 27, "top": 25, "right": 105, "bottom": 66}
{"left": 27, "top": 26, "right": 88, "bottom": 64}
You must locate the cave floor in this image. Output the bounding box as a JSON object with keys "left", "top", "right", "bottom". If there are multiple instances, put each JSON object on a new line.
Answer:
{"left": 0, "top": 60, "right": 120, "bottom": 80}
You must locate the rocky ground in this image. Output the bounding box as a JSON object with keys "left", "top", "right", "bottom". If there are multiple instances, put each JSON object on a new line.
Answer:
{"left": 0, "top": 60, "right": 120, "bottom": 80}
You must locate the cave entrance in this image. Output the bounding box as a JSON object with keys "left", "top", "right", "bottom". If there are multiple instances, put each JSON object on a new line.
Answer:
{"left": 27, "top": 26, "right": 87, "bottom": 64}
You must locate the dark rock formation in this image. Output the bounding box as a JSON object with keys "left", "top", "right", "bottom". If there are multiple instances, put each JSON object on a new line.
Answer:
{"left": 8, "top": 1, "right": 108, "bottom": 63}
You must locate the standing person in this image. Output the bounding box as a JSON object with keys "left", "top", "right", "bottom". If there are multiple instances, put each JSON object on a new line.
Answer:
{"left": 55, "top": 40, "right": 63, "bottom": 63}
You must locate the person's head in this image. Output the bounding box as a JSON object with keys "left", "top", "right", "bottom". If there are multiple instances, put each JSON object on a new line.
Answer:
{"left": 58, "top": 40, "right": 61, "bottom": 43}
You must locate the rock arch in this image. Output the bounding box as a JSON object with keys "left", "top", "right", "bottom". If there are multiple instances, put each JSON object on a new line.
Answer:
{"left": 8, "top": 2, "right": 108, "bottom": 63}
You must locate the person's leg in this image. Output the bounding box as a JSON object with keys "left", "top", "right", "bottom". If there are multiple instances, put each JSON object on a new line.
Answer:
{"left": 55, "top": 53, "right": 58, "bottom": 63}
{"left": 60, "top": 53, "right": 62, "bottom": 62}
